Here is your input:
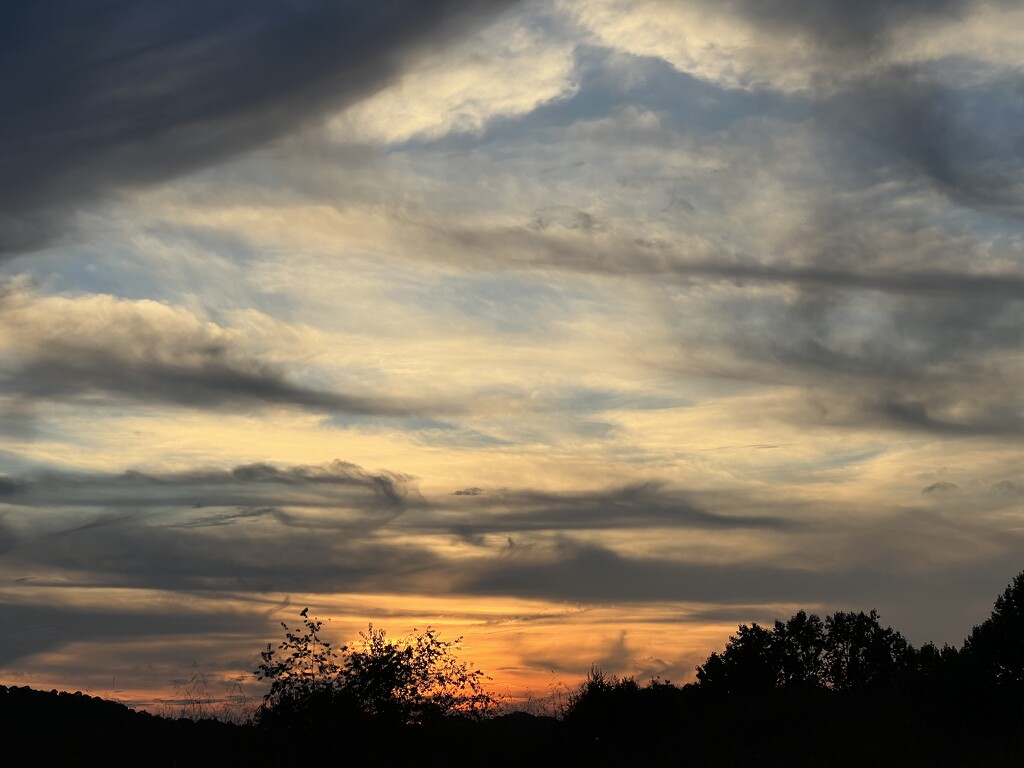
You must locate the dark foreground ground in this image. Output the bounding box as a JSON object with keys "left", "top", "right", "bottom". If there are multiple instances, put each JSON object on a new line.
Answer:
{"left": 3, "top": 683, "right": 1023, "bottom": 767}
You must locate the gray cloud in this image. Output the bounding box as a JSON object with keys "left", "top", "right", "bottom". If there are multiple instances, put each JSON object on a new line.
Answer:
{"left": 0, "top": 460, "right": 799, "bottom": 607}
{"left": 0, "top": 283, "right": 438, "bottom": 416}
{"left": 460, "top": 537, "right": 887, "bottom": 604}
{"left": 723, "top": 0, "right": 969, "bottom": 50}
{"left": 0, "top": 601, "right": 266, "bottom": 667}
{"left": 0, "top": 459, "right": 433, "bottom": 598}
{"left": 1, "top": 460, "right": 414, "bottom": 513}
{"left": 437, "top": 483, "right": 799, "bottom": 539}
{"left": 818, "top": 68, "right": 1024, "bottom": 216}
{"left": 413, "top": 218, "right": 1024, "bottom": 434}
{"left": 8, "top": 522, "right": 441, "bottom": 596}
{"left": 10, "top": 354, "right": 429, "bottom": 416}
{"left": 2, "top": 458, "right": 1021, "bottom": 658}
{"left": 456, "top": 534, "right": 1024, "bottom": 644}
{"left": 0, "top": 0, "right": 519, "bottom": 255}
{"left": 425, "top": 219, "right": 1024, "bottom": 299}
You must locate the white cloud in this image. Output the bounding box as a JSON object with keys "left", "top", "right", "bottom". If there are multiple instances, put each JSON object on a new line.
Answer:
{"left": 569, "top": 0, "right": 1024, "bottom": 92}
{"left": 330, "top": 9, "right": 579, "bottom": 143}
{"left": 569, "top": 0, "right": 827, "bottom": 92}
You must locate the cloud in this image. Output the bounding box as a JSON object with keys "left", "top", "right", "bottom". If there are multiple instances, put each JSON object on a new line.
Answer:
{"left": 0, "top": 459, "right": 799, "bottom": 605}
{"left": 437, "top": 483, "right": 799, "bottom": 538}
{"left": 0, "top": 281, "right": 437, "bottom": 416}
{"left": 0, "top": 601, "right": 264, "bottom": 667}
{"left": 0, "top": 0, "right": 521, "bottom": 255}
{"left": 330, "top": 6, "right": 578, "bottom": 144}
{"left": 571, "top": 0, "right": 1018, "bottom": 92}
{"left": 719, "top": 0, "right": 969, "bottom": 50}
{"left": 1, "top": 459, "right": 414, "bottom": 513}
{"left": 817, "top": 68, "right": 1024, "bottom": 216}
{"left": 457, "top": 530, "right": 1024, "bottom": 628}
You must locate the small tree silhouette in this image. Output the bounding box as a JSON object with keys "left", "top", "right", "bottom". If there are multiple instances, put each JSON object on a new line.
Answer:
{"left": 343, "top": 624, "right": 492, "bottom": 724}
{"left": 255, "top": 609, "right": 492, "bottom": 726}
{"left": 255, "top": 607, "right": 345, "bottom": 722}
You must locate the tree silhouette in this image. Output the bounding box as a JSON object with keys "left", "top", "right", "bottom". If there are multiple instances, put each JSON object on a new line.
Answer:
{"left": 254, "top": 607, "right": 349, "bottom": 728}
{"left": 964, "top": 570, "right": 1024, "bottom": 686}
{"left": 255, "top": 610, "right": 492, "bottom": 727}
{"left": 256, "top": 608, "right": 343, "bottom": 709}
{"left": 343, "top": 624, "right": 492, "bottom": 724}
{"left": 774, "top": 610, "right": 826, "bottom": 689}
{"left": 696, "top": 609, "right": 912, "bottom": 693}
{"left": 822, "top": 610, "right": 912, "bottom": 690}
{"left": 695, "top": 622, "right": 780, "bottom": 694}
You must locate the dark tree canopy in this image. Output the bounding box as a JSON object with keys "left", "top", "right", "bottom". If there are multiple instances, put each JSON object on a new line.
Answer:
{"left": 774, "top": 610, "right": 826, "bottom": 688}
{"left": 823, "top": 610, "right": 913, "bottom": 690}
{"left": 696, "top": 609, "right": 913, "bottom": 693}
{"left": 964, "top": 571, "right": 1024, "bottom": 686}
{"left": 696, "top": 622, "right": 781, "bottom": 694}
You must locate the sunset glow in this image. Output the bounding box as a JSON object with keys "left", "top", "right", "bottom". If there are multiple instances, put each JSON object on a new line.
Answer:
{"left": 2, "top": 0, "right": 1023, "bottom": 712}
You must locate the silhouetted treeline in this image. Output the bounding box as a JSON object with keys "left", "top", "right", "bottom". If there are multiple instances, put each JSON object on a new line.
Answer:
{"left": 558, "top": 571, "right": 1024, "bottom": 766}
{"left": 7, "top": 572, "right": 1024, "bottom": 766}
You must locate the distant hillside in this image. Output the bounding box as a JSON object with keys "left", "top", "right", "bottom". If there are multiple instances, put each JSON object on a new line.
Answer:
{"left": 0, "top": 685, "right": 254, "bottom": 767}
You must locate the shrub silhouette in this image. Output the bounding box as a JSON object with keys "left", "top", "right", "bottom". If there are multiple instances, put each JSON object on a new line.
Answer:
{"left": 255, "top": 607, "right": 346, "bottom": 725}
{"left": 255, "top": 609, "right": 492, "bottom": 727}
{"left": 344, "top": 624, "right": 492, "bottom": 724}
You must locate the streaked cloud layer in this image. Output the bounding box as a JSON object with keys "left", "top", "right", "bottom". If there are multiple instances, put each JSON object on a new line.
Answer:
{"left": 2, "top": 0, "right": 1022, "bottom": 706}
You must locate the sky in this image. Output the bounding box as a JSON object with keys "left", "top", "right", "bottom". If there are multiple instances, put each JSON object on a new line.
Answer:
{"left": 1, "top": 0, "right": 1023, "bottom": 710}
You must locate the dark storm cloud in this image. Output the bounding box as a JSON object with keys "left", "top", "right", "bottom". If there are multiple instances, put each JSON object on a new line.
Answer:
{"left": 0, "top": 0, "right": 518, "bottom": 255}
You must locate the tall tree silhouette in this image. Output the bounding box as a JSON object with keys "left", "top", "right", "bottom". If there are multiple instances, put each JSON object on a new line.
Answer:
{"left": 964, "top": 570, "right": 1024, "bottom": 686}
{"left": 697, "top": 609, "right": 912, "bottom": 693}
{"left": 696, "top": 622, "right": 781, "bottom": 693}
{"left": 822, "top": 610, "right": 912, "bottom": 690}
{"left": 774, "top": 610, "right": 826, "bottom": 688}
